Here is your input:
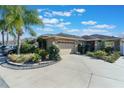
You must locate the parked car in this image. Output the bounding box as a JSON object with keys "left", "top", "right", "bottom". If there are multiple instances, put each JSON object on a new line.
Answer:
{"left": 0, "top": 45, "right": 17, "bottom": 56}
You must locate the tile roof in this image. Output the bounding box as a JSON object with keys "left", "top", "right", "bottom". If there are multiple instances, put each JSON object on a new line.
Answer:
{"left": 40, "top": 33, "right": 120, "bottom": 40}
{"left": 82, "top": 34, "right": 120, "bottom": 40}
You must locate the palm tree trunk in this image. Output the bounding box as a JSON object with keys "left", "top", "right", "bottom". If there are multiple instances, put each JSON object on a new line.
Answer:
{"left": 6, "top": 31, "right": 9, "bottom": 46}
{"left": 1, "top": 30, "right": 5, "bottom": 46}
{"left": 13, "top": 37, "right": 16, "bottom": 45}
{"left": 17, "top": 34, "right": 21, "bottom": 55}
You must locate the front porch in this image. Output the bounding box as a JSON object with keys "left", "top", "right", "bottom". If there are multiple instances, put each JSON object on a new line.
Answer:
{"left": 76, "top": 39, "right": 120, "bottom": 54}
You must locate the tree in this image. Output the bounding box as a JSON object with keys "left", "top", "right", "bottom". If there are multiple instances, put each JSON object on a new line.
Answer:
{"left": 8, "top": 6, "right": 43, "bottom": 55}
{"left": 0, "top": 20, "right": 6, "bottom": 46}
{"left": 0, "top": 6, "right": 43, "bottom": 55}
{"left": 0, "top": 6, "right": 15, "bottom": 46}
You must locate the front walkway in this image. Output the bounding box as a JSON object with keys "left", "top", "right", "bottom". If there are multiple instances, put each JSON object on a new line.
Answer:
{"left": 0, "top": 54, "right": 124, "bottom": 88}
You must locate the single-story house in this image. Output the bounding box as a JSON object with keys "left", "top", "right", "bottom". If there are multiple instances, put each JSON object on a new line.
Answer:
{"left": 38, "top": 33, "right": 121, "bottom": 55}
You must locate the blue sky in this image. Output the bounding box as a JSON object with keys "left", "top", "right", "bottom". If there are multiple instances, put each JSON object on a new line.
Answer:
{"left": 1, "top": 5, "right": 124, "bottom": 40}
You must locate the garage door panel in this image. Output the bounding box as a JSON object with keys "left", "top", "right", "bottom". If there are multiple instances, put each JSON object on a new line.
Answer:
{"left": 60, "top": 49, "right": 72, "bottom": 55}
{"left": 57, "top": 42, "right": 75, "bottom": 55}
{"left": 57, "top": 42, "right": 74, "bottom": 49}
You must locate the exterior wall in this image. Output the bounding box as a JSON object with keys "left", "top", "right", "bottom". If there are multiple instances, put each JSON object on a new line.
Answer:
{"left": 120, "top": 40, "right": 124, "bottom": 55}
{"left": 96, "top": 40, "right": 120, "bottom": 51}
{"left": 46, "top": 40, "right": 53, "bottom": 49}
{"left": 114, "top": 40, "right": 120, "bottom": 50}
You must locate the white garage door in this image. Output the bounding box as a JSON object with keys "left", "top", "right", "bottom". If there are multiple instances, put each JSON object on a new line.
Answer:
{"left": 57, "top": 42, "right": 75, "bottom": 55}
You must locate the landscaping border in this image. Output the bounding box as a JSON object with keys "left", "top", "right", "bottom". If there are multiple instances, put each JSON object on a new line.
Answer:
{"left": 1, "top": 59, "right": 59, "bottom": 70}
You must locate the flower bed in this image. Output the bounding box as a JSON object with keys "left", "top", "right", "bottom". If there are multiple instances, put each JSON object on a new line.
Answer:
{"left": 6, "top": 53, "right": 59, "bottom": 70}
{"left": 5, "top": 59, "right": 58, "bottom": 70}
{"left": 8, "top": 53, "right": 35, "bottom": 63}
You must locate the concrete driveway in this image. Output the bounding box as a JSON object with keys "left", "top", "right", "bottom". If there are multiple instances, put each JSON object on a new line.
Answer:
{"left": 0, "top": 54, "right": 124, "bottom": 88}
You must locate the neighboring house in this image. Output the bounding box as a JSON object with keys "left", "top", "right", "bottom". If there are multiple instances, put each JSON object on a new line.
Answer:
{"left": 38, "top": 33, "right": 121, "bottom": 55}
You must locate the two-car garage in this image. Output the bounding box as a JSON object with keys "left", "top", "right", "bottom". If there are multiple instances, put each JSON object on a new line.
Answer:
{"left": 41, "top": 35, "right": 77, "bottom": 55}
{"left": 56, "top": 40, "right": 75, "bottom": 55}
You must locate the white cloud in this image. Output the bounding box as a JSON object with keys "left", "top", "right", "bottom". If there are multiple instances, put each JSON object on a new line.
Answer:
{"left": 118, "top": 32, "right": 124, "bottom": 38}
{"left": 52, "top": 9, "right": 86, "bottom": 17}
{"left": 37, "top": 8, "right": 49, "bottom": 13}
{"left": 52, "top": 11, "right": 72, "bottom": 17}
{"left": 73, "top": 8, "right": 86, "bottom": 13}
{"left": 57, "top": 22, "right": 71, "bottom": 27}
{"left": 39, "top": 15, "right": 43, "bottom": 19}
{"left": 37, "top": 9, "right": 42, "bottom": 12}
{"left": 82, "top": 28, "right": 110, "bottom": 35}
{"left": 65, "top": 29, "right": 80, "bottom": 33}
{"left": 56, "top": 22, "right": 71, "bottom": 29}
{"left": 37, "top": 27, "right": 53, "bottom": 32}
{"left": 44, "top": 11, "right": 53, "bottom": 17}
{"left": 45, "top": 24, "right": 54, "bottom": 27}
{"left": 92, "top": 24, "right": 116, "bottom": 29}
{"left": 43, "top": 28, "right": 54, "bottom": 32}
{"left": 40, "top": 8, "right": 86, "bottom": 17}
{"left": 42, "top": 17, "right": 71, "bottom": 30}
{"left": 43, "top": 18, "right": 59, "bottom": 24}
{"left": 60, "top": 19, "right": 64, "bottom": 22}
{"left": 81, "top": 20, "right": 97, "bottom": 25}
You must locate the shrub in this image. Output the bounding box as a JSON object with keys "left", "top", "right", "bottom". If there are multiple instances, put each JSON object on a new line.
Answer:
{"left": 105, "top": 52, "right": 120, "bottom": 63}
{"left": 86, "top": 50, "right": 107, "bottom": 59}
{"left": 86, "top": 50, "right": 120, "bottom": 63}
{"left": 113, "top": 52, "right": 120, "bottom": 59}
{"left": 40, "top": 50, "right": 48, "bottom": 61}
{"left": 32, "top": 53, "right": 41, "bottom": 62}
{"left": 20, "top": 42, "right": 36, "bottom": 53}
{"left": 34, "top": 48, "right": 48, "bottom": 61}
{"left": 8, "top": 54, "right": 34, "bottom": 63}
{"left": 48, "top": 45, "right": 61, "bottom": 61}
{"left": 104, "top": 56, "right": 114, "bottom": 63}
{"left": 34, "top": 48, "right": 42, "bottom": 54}
{"left": 104, "top": 47, "right": 113, "bottom": 54}
{"left": 86, "top": 51, "right": 94, "bottom": 57}
{"left": 93, "top": 50, "right": 107, "bottom": 59}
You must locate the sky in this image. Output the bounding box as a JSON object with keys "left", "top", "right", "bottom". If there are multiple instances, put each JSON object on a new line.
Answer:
{"left": 1, "top": 5, "right": 124, "bottom": 40}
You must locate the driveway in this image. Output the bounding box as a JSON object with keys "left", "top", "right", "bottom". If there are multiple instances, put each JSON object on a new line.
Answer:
{"left": 0, "top": 54, "right": 124, "bottom": 88}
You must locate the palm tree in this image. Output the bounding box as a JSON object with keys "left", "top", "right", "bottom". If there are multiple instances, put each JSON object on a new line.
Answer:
{"left": 7, "top": 6, "right": 43, "bottom": 55}
{"left": 0, "top": 20, "right": 6, "bottom": 46}
{"left": 0, "top": 6, "right": 15, "bottom": 46}
{"left": 0, "top": 6, "right": 43, "bottom": 55}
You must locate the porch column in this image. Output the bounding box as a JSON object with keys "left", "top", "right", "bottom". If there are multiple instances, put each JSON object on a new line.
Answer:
{"left": 74, "top": 41, "right": 79, "bottom": 53}
{"left": 95, "top": 41, "right": 98, "bottom": 50}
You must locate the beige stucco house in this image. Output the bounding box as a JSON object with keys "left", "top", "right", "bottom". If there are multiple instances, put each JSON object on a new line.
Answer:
{"left": 38, "top": 33, "right": 120, "bottom": 55}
